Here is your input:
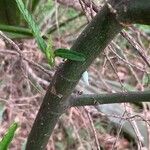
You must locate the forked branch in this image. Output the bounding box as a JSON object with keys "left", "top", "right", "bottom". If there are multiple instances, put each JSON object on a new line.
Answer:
{"left": 26, "top": 0, "right": 150, "bottom": 149}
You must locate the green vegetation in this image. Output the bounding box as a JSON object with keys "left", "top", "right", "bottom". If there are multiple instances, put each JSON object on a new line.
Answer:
{"left": 0, "top": 122, "right": 18, "bottom": 150}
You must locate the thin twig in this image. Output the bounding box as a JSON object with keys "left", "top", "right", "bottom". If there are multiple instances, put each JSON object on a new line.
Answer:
{"left": 109, "top": 42, "right": 144, "bottom": 88}
{"left": 104, "top": 50, "right": 125, "bottom": 90}
{"left": 84, "top": 107, "right": 101, "bottom": 150}
{"left": 0, "top": 31, "right": 51, "bottom": 76}
{"left": 121, "top": 30, "right": 150, "bottom": 68}
{"left": 0, "top": 31, "right": 22, "bottom": 56}
{"left": 110, "top": 41, "right": 146, "bottom": 72}
{"left": 111, "top": 111, "right": 126, "bottom": 150}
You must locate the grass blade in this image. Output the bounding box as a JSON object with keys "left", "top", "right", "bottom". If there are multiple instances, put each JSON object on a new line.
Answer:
{"left": 15, "top": 0, "right": 53, "bottom": 64}
{"left": 0, "top": 122, "right": 18, "bottom": 150}
{"left": 0, "top": 24, "right": 32, "bottom": 37}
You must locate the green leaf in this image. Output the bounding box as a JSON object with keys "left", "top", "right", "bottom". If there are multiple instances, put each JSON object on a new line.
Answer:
{"left": 0, "top": 122, "right": 18, "bottom": 150}
{"left": 15, "top": 0, "right": 46, "bottom": 51}
{"left": 54, "top": 48, "right": 85, "bottom": 61}
{"left": 0, "top": 24, "right": 32, "bottom": 38}
{"left": 15, "top": 0, "right": 54, "bottom": 64}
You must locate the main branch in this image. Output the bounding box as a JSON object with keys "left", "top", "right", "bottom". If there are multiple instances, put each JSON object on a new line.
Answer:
{"left": 26, "top": 0, "right": 150, "bottom": 149}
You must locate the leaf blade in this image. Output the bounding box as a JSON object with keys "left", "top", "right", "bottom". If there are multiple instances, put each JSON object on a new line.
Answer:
{"left": 54, "top": 48, "right": 85, "bottom": 62}
{"left": 0, "top": 122, "right": 18, "bottom": 150}
{"left": 15, "top": 0, "right": 54, "bottom": 64}
{"left": 16, "top": 0, "right": 46, "bottom": 51}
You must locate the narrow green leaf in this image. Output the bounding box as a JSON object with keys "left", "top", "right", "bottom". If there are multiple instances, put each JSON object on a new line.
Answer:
{"left": 54, "top": 49, "right": 85, "bottom": 61}
{"left": 0, "top": 24, "right": 32, "bottom": 37}
{"left": 15, "top": 0, "right": 54, "bottom": 64}
{"left": 0, "top": 122, "right": 18, "bottom": 150}
{"left": 15, "top": 0, "right": 46, "bottom": 51}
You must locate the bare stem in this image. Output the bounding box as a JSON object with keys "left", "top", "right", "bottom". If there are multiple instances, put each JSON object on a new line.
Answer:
{"left": 69, "top": 91, "right": 150, "bottom": 107}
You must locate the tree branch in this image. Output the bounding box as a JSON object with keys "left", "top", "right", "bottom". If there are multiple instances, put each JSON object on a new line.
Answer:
{"left": 57, "top": 0, "right": 150, "bottom": 25}
{"left": 69, "top": 91, "right": 150, "bottom": 107}
{"left": 111, "top": 0, "right": 150, "bottom": 25}
{"left": 26, "top": 0, "right": 150, "bottom": 149}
